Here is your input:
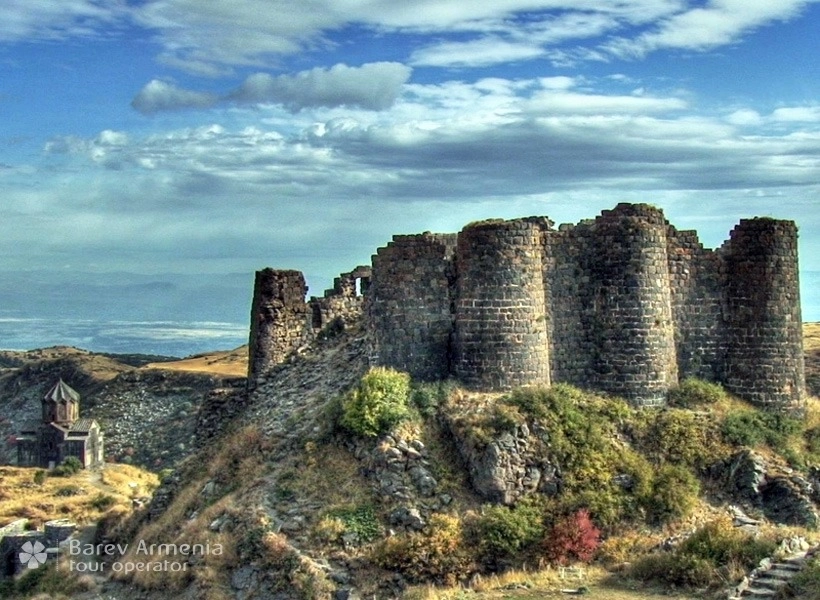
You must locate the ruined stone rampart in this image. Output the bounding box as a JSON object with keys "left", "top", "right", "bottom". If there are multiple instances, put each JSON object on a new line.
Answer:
{"left": 366, "top": 233, "right": 456, "bottom": 381}
{"left": 247, "top": 266, "right": 371, "bottom": 388}
{"left": 247, "top": 203, "right": 805, "bottom": 411}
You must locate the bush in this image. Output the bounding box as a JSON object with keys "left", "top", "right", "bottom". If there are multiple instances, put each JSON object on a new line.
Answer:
{"left": 90, "top": 493, "right": 116, "bottom": 511}
{"left": 631, "top": 518, "right": 775, "bottom": 589}
{"left": 678, "top": 518, "right": 774, "bottom": 568}
{"left": 471, "top": 502, "right": 544, "bottom": 566}
{"left": 668, "top": 378, "right": 726, "bottom": 408}
{"left": 324, "top": 504, "right": 381, "bottom": 544}
{"left": 784, "top": 555, "right": 820, "bottom": 598}
{"left": 340, "top": 367, "right": 411, "bottom": 437}
{"left": 631, "top": 552, "right": 715, "bottom": 588}
{"left": 376, "top": 514, "right": 472, "bottom": 585}
{"left": 721, "top": 409, "right": 802, "bottom": 450}
{"left": 50, "top": 455, "right": 83, "bottom": 477}
{"left": 644, "top": 464, "right": 700, "bottom": 524}
{"left": 410, "top": 380, "right": 454, "bottom": 419}
{"left": 495, "top": 385, "right": 649, "bottom": 529}
{"left": 32, "top": 470, "right": 46, "bottom": 485}
{"left": 542, "top": 509, "right": 601, "bottom": 565}
{"left": 641, "top": 409, "right": 716, "bottom": 468}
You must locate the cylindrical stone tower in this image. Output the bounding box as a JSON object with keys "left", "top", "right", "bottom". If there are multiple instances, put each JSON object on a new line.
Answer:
{"left": 588, "top": 204, "right": 678, "bottom": 406}
{"left": 723, "top": 218, "right": 805, "bottom": 412}
{"left": 247, "top": 268, "right": 310, "bottom": 387}
{"left": 453, "top": 219, "right": 550, "bottom": 390}
{"left": 366, "top": 233, "right": 457, "bottom": 381}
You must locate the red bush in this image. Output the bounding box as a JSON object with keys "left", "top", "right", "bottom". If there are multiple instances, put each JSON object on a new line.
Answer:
{"left": 543, "top": 509, "right": 601, "bottom": 565}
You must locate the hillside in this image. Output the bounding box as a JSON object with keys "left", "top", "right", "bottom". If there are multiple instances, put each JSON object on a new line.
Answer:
{"left": 56, "top": 322, "right": 817, "bottom": 600}
{"left": 3, "top": 325, "right": 820, "bottom": 599}
{"left": 0, "top": 346, "right": 246, "bottom": 470}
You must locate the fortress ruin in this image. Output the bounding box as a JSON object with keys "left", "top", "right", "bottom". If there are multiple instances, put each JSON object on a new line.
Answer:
{"left": 248, "top": 203, "right": 805, "bottom": 411}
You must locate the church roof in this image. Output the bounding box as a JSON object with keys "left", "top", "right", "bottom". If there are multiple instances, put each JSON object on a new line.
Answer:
{"left": 19, "top": 420, "right": 41, "bottom": 434}
{"left": 44, "top": 379, "right": 80, "bottom": 403}
{"left": 69, "top": 418, "right": 97, "bottom": 433}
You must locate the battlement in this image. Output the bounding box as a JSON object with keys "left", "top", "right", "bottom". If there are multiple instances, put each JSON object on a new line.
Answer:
{"left": 247, "top": 204, "right": 805, "bottom": 411}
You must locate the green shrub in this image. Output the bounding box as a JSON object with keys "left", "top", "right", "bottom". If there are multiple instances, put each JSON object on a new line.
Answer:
{"left": 644, "top": 464, "right": 700, "bottom": 524}
{"left": 90, "top": 493, "right": 116, "bottom": 511}
{"left": 631, "top": 518, "right": 775, "bottom": 589}
{"left": 471, "top": 502, "right": 544, "bottom": 565}
{"left": 641, "top": 409, "right": 716, "bottom": 468}
{"left": 668, "top": 378, "right": 726, "bottom": 408}
{"left": 325, "top": 504, "right": 381, "bottom": 543}
{"left": 497, "top": 385, "right": 647, "bottom": 528}
{"left": 631, "top": 552, "right": 715, "bottom": 588}
{"left": 340, "top": 367, "right": 411, "bottom": 437}
{"left": 490, "top": 403, "right": 525, "bottom": 433}
{"left": 50, "top": 455, "right": 84, "bottom": 477}
{"left": 56, "top": 484, "right": 83, "bottom": 497}
{"left": 376, "top": 514, "right": 472, "bottom": 585}
{"left": 678, "top": 518, "right": 774, "bottom": 568}
{"left": 410, "top": 380, "right": 455, "bottom": 419}
{"left": 721, "top": 409, "right": 802, "bottom": 450}
{"left": 784, "top": 555, "right": 820, "bottom": 598}
{"left": 32, "top": 470, "right": 46, "bottom": 485}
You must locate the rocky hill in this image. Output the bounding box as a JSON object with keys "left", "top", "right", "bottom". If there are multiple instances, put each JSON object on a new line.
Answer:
{"left": 39, "top": 321, "right": 810, "bottom": 600}
{"left": 0, "top": 346, "right": 246, "bottom": 470}
{"left": 4, "top": 324, "right": 820, "bottom": 600}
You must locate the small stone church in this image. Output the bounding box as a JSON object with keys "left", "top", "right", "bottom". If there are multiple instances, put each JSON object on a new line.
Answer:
{"left": 16, "top": 379, "right": 104, "bottom": 469}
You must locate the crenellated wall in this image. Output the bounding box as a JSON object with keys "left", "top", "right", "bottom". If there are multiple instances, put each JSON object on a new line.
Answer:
{"left": 248, "top": 204, "right": 806, "bottom": 412}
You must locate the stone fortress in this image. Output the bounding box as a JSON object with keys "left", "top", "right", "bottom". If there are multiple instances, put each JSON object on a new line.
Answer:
{"left": 248, "top": 203, "right": 805, "bottom": 412}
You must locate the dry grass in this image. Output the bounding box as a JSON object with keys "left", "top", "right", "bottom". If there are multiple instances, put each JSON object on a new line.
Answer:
{"left": 0, "top": 464, "right": 158, "bottom": 528}
{"left": 142, "top": 345, "right": 248, "bottom": 377}
{"left": 404, "top": 565, "right": 702, "bottom": 599}
{"left": 111, "top": 425, "right": 270, "bottom": 593}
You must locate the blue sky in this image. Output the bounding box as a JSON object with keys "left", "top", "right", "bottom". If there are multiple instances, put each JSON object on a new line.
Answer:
{"left": 1, "top": 0, "right": 819, "bottom": 352}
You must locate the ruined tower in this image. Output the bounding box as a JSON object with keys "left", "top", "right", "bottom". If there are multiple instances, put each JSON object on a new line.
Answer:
{"left": 452, "top": 219, "right": 551, "bottom": 390}
{"left": 722, "top": 218, "right": 805, "bottom": 411}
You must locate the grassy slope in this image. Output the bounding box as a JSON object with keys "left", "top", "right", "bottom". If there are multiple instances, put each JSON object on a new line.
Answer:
{"left": 142, "top": 345, "right": 248, "bottom": 377}
{"left": 0, "top": 464, "right": 159, "bottom": 528}
{"left": 90, "top": 324, "right": 820, "bottom": 599}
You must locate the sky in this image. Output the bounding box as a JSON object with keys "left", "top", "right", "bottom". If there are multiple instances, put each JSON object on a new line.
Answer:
{"left": 1, "top": 0, "right": 819, "bottom": 353}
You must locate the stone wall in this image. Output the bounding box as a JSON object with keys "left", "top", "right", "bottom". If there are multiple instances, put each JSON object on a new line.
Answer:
{"left": 247, "top": 269, "right": 310, "bottom": 388}
{"left": 248, "top": 204, "right": 805, "bottom": 411}
{"left": 667, "top": 227, "right": 725, "bottom": 381}
{"left": 365, "top": 233, "right": 456, "bottom": 381}
{"left": 722, "top": 218, "right": 805, "bottom": 411}
{"left": 247, "top": 266, "right": 371, "bottom": 387}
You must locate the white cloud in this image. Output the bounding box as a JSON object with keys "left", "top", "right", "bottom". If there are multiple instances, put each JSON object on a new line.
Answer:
{"left": 724, "top": 105, "right": 820, "bottom": 126}
{"left": 133, "top": 1, "right": 686, "bottom": 73}
{"left": 410, "top": 37, "right": 545, "bottom": 68}
{"left": 132, "top": 80, "right": 218, "bottom": 114}
{"left": 525, "top": 89, "right": 687, "bottom": 114}
{"left": 607, "top": 0, "right": 819, "bottom": 57}
{"left": 771, "top": 106, "right": 820, "bottom": 123}
{"left": 726, "top": 109, "right": 763, "bottom": 126}
{"left": 0, "top": 0, "right": 125, "bottom": 42}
